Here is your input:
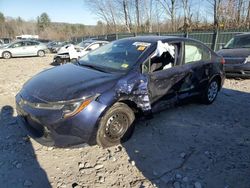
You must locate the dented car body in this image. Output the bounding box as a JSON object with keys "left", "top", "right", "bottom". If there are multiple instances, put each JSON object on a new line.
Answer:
{"left": 16, "top": 36, "right": 225, "bottom": 148}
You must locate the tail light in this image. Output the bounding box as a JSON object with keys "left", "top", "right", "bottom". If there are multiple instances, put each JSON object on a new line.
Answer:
{"left": 220, "top": 58, "right": 225, "bottom": 65}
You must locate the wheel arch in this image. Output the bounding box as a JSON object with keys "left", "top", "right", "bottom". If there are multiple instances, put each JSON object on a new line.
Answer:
{"left": 209, "top": 74, "right": 222, "bottom": 90}
{"left": 37, "top": 49, "right": 45, "bottom": 56}
{"left": 2, "top": 51, "right": 12, "bottom": 57}
{"left": 118, "top": 99, "right": 143, "bottom": 115}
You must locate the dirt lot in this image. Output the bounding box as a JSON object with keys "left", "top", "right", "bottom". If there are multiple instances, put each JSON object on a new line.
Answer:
{"left": 0, "top": 55, "right": 250, "bottom": 188}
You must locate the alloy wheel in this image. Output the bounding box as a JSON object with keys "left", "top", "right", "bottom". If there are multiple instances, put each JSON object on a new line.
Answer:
{"left": 3, "top": 52, "right": 11, "bottom": 59}
{"left": 207, "top": 81, "right": 218, "bottom": 102}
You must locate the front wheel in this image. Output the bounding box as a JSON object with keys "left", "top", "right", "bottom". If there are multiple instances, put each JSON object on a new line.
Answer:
{"left": 201, "top": 79, "right": 219, "bottom": 104}
{"left": 2, "top": 51, "right": 11, "bottom": 59}
{"left": 96, "top": 102, "right": 135, "bottom": 148}
{"left": 37, "top": 50, "right": 45, "bottom": 57}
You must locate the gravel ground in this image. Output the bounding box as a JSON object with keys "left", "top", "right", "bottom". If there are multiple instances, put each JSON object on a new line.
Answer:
{"left": 0, "top": 55, "right": 250, "bottom": 188}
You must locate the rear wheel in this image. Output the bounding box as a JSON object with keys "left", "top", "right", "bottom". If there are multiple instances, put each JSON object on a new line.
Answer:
{"left": 201, "top": 79, "right": 219, "bottom": 104}
{"left": 96, "top": 102, "right": 135, "bottom": 148}
{"left": 37, "top": 50, "right": 45, "bottom": 57}
{"left": 2, "top": 51, "right": 11, "bottom": 59}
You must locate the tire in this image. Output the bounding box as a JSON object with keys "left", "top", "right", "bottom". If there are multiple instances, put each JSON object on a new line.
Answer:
{"left": 2, "top": 51, "right": 11, "bottom": 59}
{"left": 55, "top": 57, "right": 62, "bottom": 65}
{"left": 201, "top": 79, "right": 219, "bottom": 104}
{"left": 71, "top": 58, "right": 77, "bottom": 63}
{"left": 96, "top": 102, "right": 135, "bottom": 148}
{"left": 37, "top": 50, "right": 45, "bottom": 57}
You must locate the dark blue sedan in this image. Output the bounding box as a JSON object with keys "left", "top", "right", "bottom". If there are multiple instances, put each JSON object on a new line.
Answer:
{"left": 16, "top": 36, "right": 225, "bottom": 148}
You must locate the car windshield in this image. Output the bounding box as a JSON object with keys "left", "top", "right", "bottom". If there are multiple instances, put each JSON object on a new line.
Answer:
{"left": 224, "top": 35, "right": 250, "bottom": 49}
{"left": 78, "top": 41, "right": 92, "bottom": 48}
{"left": 79, "top": 40, "right": 151, "bottom": 73}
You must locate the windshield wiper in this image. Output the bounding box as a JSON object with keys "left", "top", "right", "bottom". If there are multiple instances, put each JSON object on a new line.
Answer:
{"left": 79, "top": 64, "right": 109, "bottom": 73}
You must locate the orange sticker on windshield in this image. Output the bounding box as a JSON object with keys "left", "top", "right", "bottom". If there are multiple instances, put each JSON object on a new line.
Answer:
{"left": 137, "top": 46, "right": 146, "bottom": 51}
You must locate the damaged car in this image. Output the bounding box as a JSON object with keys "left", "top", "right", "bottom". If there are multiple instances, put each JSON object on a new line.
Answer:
{"left": 16, "top": 36, "right": 225, "bottom": 148}
{"left": 53, "top": 40, "right": 109, "bottom": 65}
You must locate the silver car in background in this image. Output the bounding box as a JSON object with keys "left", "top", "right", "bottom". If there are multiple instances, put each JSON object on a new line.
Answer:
{"left": 0, "top": 40, "right": 48, "bottom": 59}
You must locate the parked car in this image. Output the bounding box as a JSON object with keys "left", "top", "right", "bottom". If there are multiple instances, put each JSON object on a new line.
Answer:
{"left": 0, "top": 40, "right": 47, "bottom": 59}
{"left": 16, "top": 36, "right": 225, "bottom": 148}
{"left": 49, "top": 41, "right": 75, "bottom": 53}
{"left": 217, "top": 33, "right": 250, "bottom": 78}
{"left": 53, "top": 40, "right": 109, "bottom": 65}
{"left": 0, "top": 40, "right": 3, "bottom": 47}
{"left": 0, "top": 38, "right": 12, "bottom": 46}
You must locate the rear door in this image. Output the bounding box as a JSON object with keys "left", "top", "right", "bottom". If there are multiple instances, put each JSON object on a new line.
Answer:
{"left": 177, "top": 41, "right": 212, "bottom": 98}
{"left": 24, "top": 41, "right": 40, "bottom": 56}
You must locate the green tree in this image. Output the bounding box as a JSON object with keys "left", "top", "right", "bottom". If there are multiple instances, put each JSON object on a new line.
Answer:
{"left": 37, "top": 12, "right": 51, "bottom": 31}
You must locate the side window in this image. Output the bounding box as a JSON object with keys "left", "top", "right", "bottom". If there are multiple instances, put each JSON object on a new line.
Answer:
{"left": 11, "top": 42, "right": 24, "bottom": 48}
{"left": 100, "top": 42, "right": 107, "bottom": 46}
{"left": 184, "top": 42, "right": 211, "bottom": 64}
{"left": 26, "top": 41, "right": 38, "bottom": 46}
{"left": 236, "top": 36, "right": 250, "bottom": 48}
{"left": 142, "top": 58, "right": 151, "bottom": 73}
{"left": 150, "top": 43, "right": 177, "bottom": 72}
{"left": 87, "top": 43, "right": 100, "bottom": 51}
{"left": 141, "top": 43, "right": 178, "bottom": 73}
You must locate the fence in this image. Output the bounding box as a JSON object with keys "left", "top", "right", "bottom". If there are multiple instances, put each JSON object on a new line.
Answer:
{"left": 73, "top": 29, "right": 250, "bottom": 51}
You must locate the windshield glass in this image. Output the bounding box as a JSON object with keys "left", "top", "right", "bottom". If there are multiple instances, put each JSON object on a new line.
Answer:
{"left": 224, "top": 35, "right": 250, "bottom": 49}
{"left": 78, "top": 41, "right": 92, "bottom": 48}
{"left": 79, "top": 40, "right": 151, "bottom": 72}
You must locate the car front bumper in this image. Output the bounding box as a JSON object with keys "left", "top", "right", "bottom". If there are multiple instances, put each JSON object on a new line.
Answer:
{"left": 225, "top": 63, "right": 250, "bottom": 78}
{"left": 53, "top": 55, "right": 71, "bottom": 65}
{"left": 15, "top": 94, "right": 107, "bottom": 147}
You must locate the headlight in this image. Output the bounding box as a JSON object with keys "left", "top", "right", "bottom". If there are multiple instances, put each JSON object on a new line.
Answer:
{"left": 244, "top": 56, "right": 250, "bottom": 64}
{"left": 22, "top": 95, "right": 97, "bottom": 118}
{"left": 62, "top": 96, "right": 94, "bottom": 118}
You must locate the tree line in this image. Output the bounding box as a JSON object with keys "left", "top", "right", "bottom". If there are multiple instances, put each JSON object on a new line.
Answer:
{"left": 0, "top": 0, "right": 249, "bottom": 40}
{"left": 0, "top": 12, "right": 95, "bottom": 40}
{"left": 85, "top": 0, "right": 250, "bottom": 33}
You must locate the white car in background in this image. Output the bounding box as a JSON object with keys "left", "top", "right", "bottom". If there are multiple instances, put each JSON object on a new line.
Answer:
{"left": 53, "top": 40, "right": 109, "bottom": 65}
{"left": 0, "top": 40, "right": 47, "bottom": 59}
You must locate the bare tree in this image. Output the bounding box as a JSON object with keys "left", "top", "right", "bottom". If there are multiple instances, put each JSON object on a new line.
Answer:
{"left": 85, "top": 0, "right": 120, "bottom": 33}
{"left": 207, "top": 0, "right": 222, "bottom": 29}
{"left": 158, "top": 0, "right": 178, "bottom": 32}
{"left": 123, "top": 0, "right": 132, "bottom": 32}
{"left": 135, "top": 0, "right": 141, "bottom": 32}
{"left": 236, "top": 0, "right": 244, "bottom": 25}
{"left": 182, "top": 0, "right": 191, "bottom": 31}
{"left": 247, "top": 0, "right": 250, "bottom": 28}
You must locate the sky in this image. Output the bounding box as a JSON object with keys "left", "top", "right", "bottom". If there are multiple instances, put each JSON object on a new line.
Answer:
{"left": 0, "top": 0, "right": 98, "bottom": 25}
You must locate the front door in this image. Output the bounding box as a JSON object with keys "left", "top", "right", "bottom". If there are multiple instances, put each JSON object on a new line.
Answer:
{"left": 9, "top": 41, "right": 26, "bottom": 56}
{"left": 145, "top": 42, "right": 191, "bottom": 109}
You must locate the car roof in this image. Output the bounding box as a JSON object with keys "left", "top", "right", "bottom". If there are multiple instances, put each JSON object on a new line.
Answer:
{"left": 118, "top": 35, "right": 194, "bottom": 43}
{"left": 82, "top": 39, "right": 108, "bottom": 43}
{"left": 235, "top": 33, "right": 250, "bottom": 37}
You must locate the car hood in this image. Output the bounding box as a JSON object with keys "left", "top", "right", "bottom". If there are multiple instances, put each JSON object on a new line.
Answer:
{"left": 0, "top": 45, "right": 9, "bottom": 49}
{"left": 217, "top": 48, "right": 250, "bottom": 58}
{"left": 21, "top": 63, "right": 121, "bottom": 102}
